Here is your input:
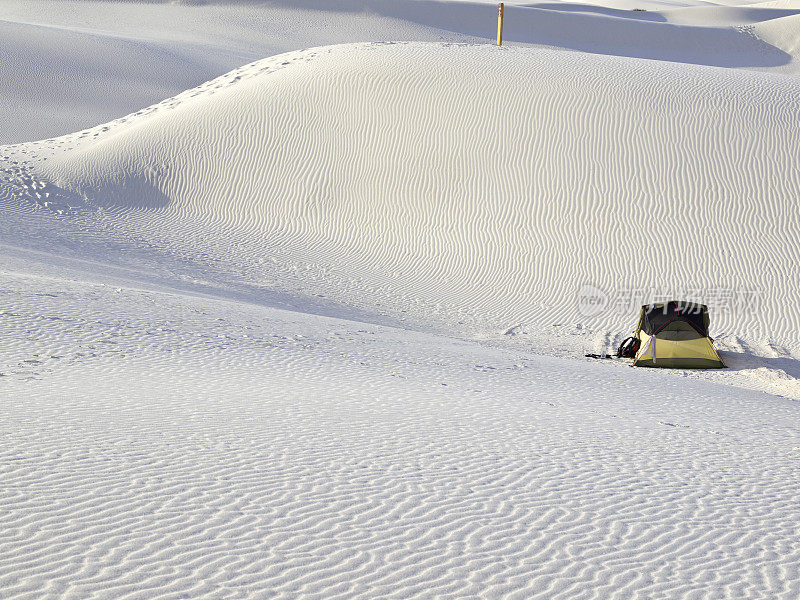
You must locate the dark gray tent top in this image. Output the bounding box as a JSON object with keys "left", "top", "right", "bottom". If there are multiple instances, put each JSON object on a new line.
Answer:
{"left": 637, "top": 301, "right": 710, "bottom": 337}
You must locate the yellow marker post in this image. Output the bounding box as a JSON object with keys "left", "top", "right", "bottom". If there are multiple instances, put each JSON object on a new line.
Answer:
{"left": 497, "top": 2, "right": 504, "bottom": 45}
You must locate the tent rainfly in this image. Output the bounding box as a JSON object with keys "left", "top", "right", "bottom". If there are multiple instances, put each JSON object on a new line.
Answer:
{"left": 632, "top": 301, "right": 725, "bottom": 368}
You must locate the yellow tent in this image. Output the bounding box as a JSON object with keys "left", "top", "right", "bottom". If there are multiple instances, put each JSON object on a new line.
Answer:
{"left": 632, "top": 302, "right": 725, "bottom": 369}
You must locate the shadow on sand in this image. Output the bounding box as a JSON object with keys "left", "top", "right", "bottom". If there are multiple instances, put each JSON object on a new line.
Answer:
{"left": 272, "top": 0, "right": 792, "bottom": 69}
{"left": 718, "top": 349, "right": 800, "bottom": 380}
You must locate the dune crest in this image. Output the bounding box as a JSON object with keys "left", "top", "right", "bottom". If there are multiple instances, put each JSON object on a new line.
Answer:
{"left": 10, "top": 43, "right": 800, "bottom": 353}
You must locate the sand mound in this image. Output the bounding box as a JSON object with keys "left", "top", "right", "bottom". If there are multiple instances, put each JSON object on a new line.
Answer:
{"left": 10, "top": 42, "right": 800, "bottom": 351}
{"left": 753, "top": 12, "right": 800, "bottom": 58}
{"left": 3, "top": 0, "right": 798, "bottom": 142}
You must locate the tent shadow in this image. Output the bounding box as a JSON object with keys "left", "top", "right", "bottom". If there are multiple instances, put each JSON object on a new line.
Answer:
{"left": 717, "top": 349, "right": 800, "bottom": 380}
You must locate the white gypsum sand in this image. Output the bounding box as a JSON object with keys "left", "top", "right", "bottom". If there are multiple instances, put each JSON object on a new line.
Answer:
{"left": 2, "top": 1, "right": 800, "bottom": 599}
{"left": 1, "top": 0, "right": 799, "bottom": 143}
{"left": 5, "top": 42, "right": 800, "bottom": 392}
{"left": 1, "top": 252, "right": 800, "bottom": 599}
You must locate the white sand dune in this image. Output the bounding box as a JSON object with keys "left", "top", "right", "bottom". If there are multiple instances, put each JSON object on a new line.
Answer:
{"left": 2, "top": 252, "right": 800, "bottom": 600}
{"left": 9, "top": 43, "right": 798, "bottom": 353}
{"left": 3, "top": 0, "right": 799, "bottom": 143}
{"left": 0, "top": 18, "right": 246, "bottom": 146}
{"left": 0, "top": 0, "right": 482, "bottom": 144}
{"left": 753, "top": 12, "right": 800, "bottom": 56}
{"left": 662, "top": 2, "right": 800, "bottom": 25}
{"left": 3, "top": 4, "right": 800, "bottom": 599}
{"left": 380, "top": 0, "right": 797, "bottom": 67}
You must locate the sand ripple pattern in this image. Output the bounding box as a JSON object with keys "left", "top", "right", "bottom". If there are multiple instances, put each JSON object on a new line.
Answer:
{"left": 2, "top": 273, "right": 800, "bottom": 599}
{"left": 22, "top": 43, "right": 799, "bottom": 348}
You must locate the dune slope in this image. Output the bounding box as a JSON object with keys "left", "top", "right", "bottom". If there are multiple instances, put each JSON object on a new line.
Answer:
{"left": 9, "top": 43, "right": 796, "bottom": 351}
{"left": 3, "top": 35, "right": 800, "bottom": 600}
{"left": 4, "top": 0, "right": 800, "bottom": 142}
{"left": 1, "top": 260, "right": 799, "bottom": 599}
